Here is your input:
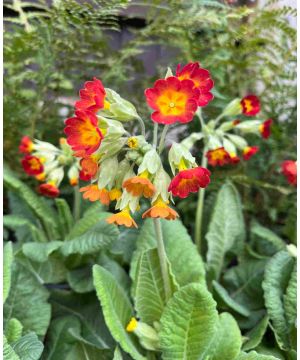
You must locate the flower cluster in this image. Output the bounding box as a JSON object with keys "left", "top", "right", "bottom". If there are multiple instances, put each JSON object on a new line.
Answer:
{"left": 19, "top": 136, "right": 80, "bottom": 197}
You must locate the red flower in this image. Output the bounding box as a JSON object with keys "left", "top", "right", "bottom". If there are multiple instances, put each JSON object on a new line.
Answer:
{"left": 259, "top": 119, "right": 272, "bottom": 139}
{"left": 64, "top": 110, "right": 103, "bottom": 157}
{"left": 19, "top": 136, "right": 34, "bottom": 154}
{"left": 22, "top": 155, "right": 44, "bottom": 176}
{"left": 168, "top": 167, "right": 210, "bottom": 198}
{"left": 243, "top": 146, "right": 259, "bottom": 160}
{"left": 206, "top": 147, "right": 231, "bottom": 167}
{"left": 281, "top": 160, "right": 297, "bottom": 186}
{"left": 39, "top": 183, "right": 60, "bottom": 198}
{"left": 240, "top": 95, "right": 260, "bottom": 116}
{"left": 176, "top": 62, "right": 214, "bottom": 106}
{"left": 79, "top": 169, "right": 93, "bottom": 182}
{"left": 75, "top": 77, "right": 107, "bottom": 113}
{"left": 229, "top": 153, "right": 241, "bottom": 164}
{"left": 80, "top": 157, "right": 99, "bottom": 177}
{"left": 145, "top": 76, "right": 199, "bottom": 124}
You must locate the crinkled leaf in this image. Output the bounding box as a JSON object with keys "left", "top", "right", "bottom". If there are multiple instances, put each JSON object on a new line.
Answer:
{"left": 4, "top": 241, "right": 14, "bottom": 303}
{"left": 5, "top": 318, "right": 23, "bottom": 343}
{"left": 55, "top": 198, "right": 74, "bottom": 237}
{"left": 12, "top": 332, "right": 43, "bottom": 360}
{"left": 236, "top": 351, "right": 280, "bottom": 360}
{"left": 22, "top": 242, "right": 63, "bottom": 263}
{"left": 159, "top": 283, "right": 218, "bottom": 360}
{"left": 3, "top": 335, "right": 20, "bottom": 360}
{"left": 67, "top": 265, "right": 94, "bottom": 294}
{"left": 283, "top": 263, "right": 296, "bottom": 330}
{"left": 242, "top": 315, "right": 269, "bottom": 351}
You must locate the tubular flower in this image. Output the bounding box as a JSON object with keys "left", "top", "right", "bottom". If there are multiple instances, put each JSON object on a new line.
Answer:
{"left": 281, "top": 160, "right": 297, "bottom": 186}
{"left": 123, "top": 171, "right": 155, "bottom": 198}
{"left": 64, "top": 110, "right": 103, "bottom": 157}
{"left": 80, "top": 157, "right": 99, "bottom": 177}
{"left": 19, "top": 136, "right": 34, "bottom": 154}
{"left": 168, "top": 167, "right": 211, "bottom": 199}
{"left": 75, "top": 77, "right": 109, "bottom": 113}
{"left": 144, "top": 76, "right": 199, "bottom": 124}
{"left": 259, "top": 119, "right": 272, "bottom": 139}
{"left": 69, "top": 177, "right": 78, "bottom": 186}
{"left": 22, "top": 155, "right": 44, "bottom": 176}
{"left": 243, "top": 146, "right": 259, "bottom": 160}
{"left": 142, "top": 196, "right": 179, "bottom": 220}
{"left": 206, "top": 147, "right": 231, "bottom": 167}
{"left": 80, "top": 184, "right": 110, "bottom": 205}
{"left": 109, "top": 188, "right": 122, "bottom": 201}
{"left": 176, "top": 62, "right": 214, "bottom": 106}
{"left": 240, "top": 95, "right": 260, "bottom": 116}
{"left": 106, "top": 206, "right": 138, "bottom": 228}
{"left": 229, "top": 153, "right": 240, "bottom": 164}
{"left": 39, "top": 182, "right": 60, "bottom": 198}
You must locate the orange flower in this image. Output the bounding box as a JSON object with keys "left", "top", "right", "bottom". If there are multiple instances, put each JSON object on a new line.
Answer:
{"left": 80, "top": 157, "right": 99, "bottom": 177}
{"left": 206, "top": 147, "right": 231, "bottom": 167}
{"left": 39, "top": 182, "right": 60, "bottom": 198}
{"left": 144, "top": 76, "right": 199, "bottom": 124}
{"left": 22, "top": 155, "right": 44, "bottom": 176}
{"left": 259, "top": 119, "right": 272, "bottom": 139}
{"left": 123, "top": 171, "right": 155, "bottom": 198}
{"left": 168, "top": 167, "right": 210, "bottom": 199}
{"left": 19, "top": 136, "right": 34, "bottom": 154}
{"left": 142, "top": 197, "right": 179, "bottom": 220}
{"left": 35, "top": 172, "right": 46, "bottom": 182}
{"left": 75, "top": 77, "right": 108, "bottom": 113}
{"left": 69, "top": 177, "right": 79, "bottom": 186}
{"left": 240, "top": 95, "right": 260, "bottom": 116}
{"left": 109, "top": 188, "right": 122, "bottom": 201}
{"left": 64, "top": 110, "right": 103, "bottom": 157}
{"left": 80, "top": 184, "right": 110, "bottom": 205}
{"left": 281, "top": 160, "right": 297, "bottom": 186}
{"left": 176, "top": 62, "right": 214, "bottom": 106}
{"left": 243, "top": 146, "right": 259, "bottom": 160}
{"left": 106, "top": 206, "right": 138, "bottom": 228}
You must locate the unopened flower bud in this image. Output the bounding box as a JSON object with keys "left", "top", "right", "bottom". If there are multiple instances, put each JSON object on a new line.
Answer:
{"left": 222, "top": 98, "right": 242, "bottom": 117}
{"left": 98, "top": 156, "right": 119, "bottom": 189}
{"left": 126, "top": 318, "right": 159, "bottom": 351}
{"left": 168, "top": 143, "right": 196, "bottom": 174}
{"left": 225, "top": 134, "right": 248, "bottom": 150}
{"left": 138, "top": 149, "right": 161, "bottom": 175}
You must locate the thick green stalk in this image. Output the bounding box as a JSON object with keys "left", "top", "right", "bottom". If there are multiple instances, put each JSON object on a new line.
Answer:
{"left": 158, "top": 125, "right": 169, "bottom": 154}
{"left": 153, "top": 218, "right": 172, "bottom": 301}
{"left": 73, "top": 185, "right": 81, "bottom": 221}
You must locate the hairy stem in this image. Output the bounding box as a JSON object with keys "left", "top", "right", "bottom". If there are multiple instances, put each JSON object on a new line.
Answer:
{"left": 158, "top": 125, "right": 169, "bottom": 154}
{"left": 152, "top": 123, "right": 158, "bottom": 148}
{"left": 73, "top": 185, "right": 81, "bottom": 221}
{"left": 136, "top": 115, "right": 146, "bottom": 137}
{"left": 153, "top": 218, "right": 172, "bottom": 301}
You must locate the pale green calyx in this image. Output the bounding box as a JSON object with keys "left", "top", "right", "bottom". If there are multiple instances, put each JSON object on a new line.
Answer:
{"left": 222, "top": 98, "right": 242, "bottom": 117}
{"left": 225, "top": 133, "right": 248, "bottom": 150}
{"left": 180, "top": 132, "right": 203, "bottom": 150}
{"left": 223, "top": 138, "right": 237, "bottom": 155}
{"left": 219, "top": 120, "right": 236, "bottom": 132}
{"left": 138, "top": 148, "right": 161, "bottom": 175}
{"left": 115, "top": 159, "right": 131, "bottom": 189}
{"left": 235, "top": 120, "right": 262, "bottom": 134}
{"left": 165, "top": 67, "right": 173, "bottom": 78}
{"left": 152, "top": 165, "right": 171, "bottom": 203}
{"left": 98, "top": 156, "right": 119, "bottom": 189}
{"left": 98, "top": 117, "right": 127, "bottom": 138}
{"left": 207, "top": 135, "right": 222, "bottom": 150}
{"left": 98, "top": 137, "right": 127, "bottom": 160}
{"left": 168, "top": 142, "right": 196, "bottom": 174}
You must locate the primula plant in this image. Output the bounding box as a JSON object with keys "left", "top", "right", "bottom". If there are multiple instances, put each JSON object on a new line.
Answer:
{"left": 3, "top": 61, "right": 296, "bottom": 360}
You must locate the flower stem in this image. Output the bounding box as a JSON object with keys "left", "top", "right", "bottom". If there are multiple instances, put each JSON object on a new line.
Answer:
{"left": 158, "top": 125, "right": 169, "bottom": 154}
{"left": 136, "top": 115, "right": 146, "bottom": 137}
{"left": 152, "top": 123, "right": 158, "bottom": 148}
{"left": 195, "top": 146, "right": 208, "bottom": 254}
{"left": 153, "top": 218, "right": 172, "bottom": 301}
{"left": 73, "top": 185, "right": 81, "bottom": 221}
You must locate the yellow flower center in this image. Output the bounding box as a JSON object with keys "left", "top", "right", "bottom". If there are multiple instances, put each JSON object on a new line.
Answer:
{"left": 178, "top": 158, "right": 187, "bottom": 171}
{"left": 104, "top": 100, "right": 110, "bottom": 110}
{"left": 169, "top": 102, "right": 175, "bottom": 108}
{"left": 243, "top": 99, "right": 252, "bottom": 112}
{"left": 139, "top": 170, "right": 149, "bottom": 179}
{"left": 127, "top": 137, "right": 138, "bottom": 149}
{"left": 126, "top": 318, "right": 138, "bottom": 332}
{"left": 29, "top": 158, "right": 41, "bottom": 170}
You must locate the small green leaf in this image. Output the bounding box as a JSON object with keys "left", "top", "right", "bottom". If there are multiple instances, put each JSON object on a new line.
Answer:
{"left": 55, "top": 198, "right": 74, "bottom": 237}
{"left": 93, "top": 265, "right": 146, "bottom": 360}
{"left": 5, "top": 318, "right": 23, "bottom": 343}
{"left": 12, "top": 332, "right": 43, "bottom": 360}
{"left": 159, "top": 283, "right": 218, "bottom": 360}
{"left": 67, "top": 265, "right": 94, "bottom": 293}
{"left": 22, "top": 242, "right": 63, "bottom": 263}
{"left": 4, "top": 242, "right": 13, "bottom": 303}
{"left": 236, "top": 351, "right": 280, "bottom": 359}
{"left": 3, "top": 335, "right": 20, "bottom": 360}
{"left": 113, "top": 346, "right": 123, "bottom": 360}
{"left": 242, "top": 315, "right": 269, "bottom": 351}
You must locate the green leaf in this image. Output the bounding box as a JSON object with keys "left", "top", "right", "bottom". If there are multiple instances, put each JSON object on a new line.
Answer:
{"left": 133, "top": 248, "right": 178, "bottom": 325}
{"left": 236, "top": 351, "right": 280, "bottom": 359}
{"left": 12, "top": 332, "right": 44, "bottom": 360}
{"left": 130, "top": 219, "right": 205, "bottom": 287}
{"left": 203, "top": 312, "right": 242, "bottom": 360}
{"left": 67, "top": 265, "right": 94, "bottom": 294}
{"left": 159, "top": 283, "right": 218, "bottom": 360}
{"left": 262, "top": 251, "right": 295, "bottom": 350}
{"left": 206, "top": 182, "right": 245, "bottom": 281}
{"left": 283, "top": 263, "right": 296, "bottom": 330}
{"left": 5, "top": 318, "right": 23, "bottom": 343}
{"left": 242, "top": 315, "right": 269, "bottom": 351}
{"left": 55, "top": 198, "right": 74, "bottom": 237}
{"left": 212, "top": 281, "right": 250, "bottom": 317}
{"left": 3, "top": 335, "right": 20, "bottom": 360}
{"left": 22, "top": 242, "right": 63, "bottom": 262}
{"left": 93, "top": 265, "right": 146, "bottom": 360}
{"left": 113, "top": 346, "right": 123, "bottom": 360}
{"left": 4, "top": 242, "right": 13, "bottom": 303}
{"left": 61, "top": 214, "right": 119, "bottom": 256}
{"left": 4, "top": 262, "right": 51, "bottom": 336}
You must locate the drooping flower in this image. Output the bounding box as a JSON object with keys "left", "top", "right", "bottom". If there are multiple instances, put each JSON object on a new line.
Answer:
{"left": 176, "top": 62, "right": 214, "bottom": 106}
{"left": 123, "top": 171, "right": 155, "bottom": 198}
{"left": 206, "top": 147, "right": 231, "bottom": 167}
{"left": 144, "top": 76, "right": 199, "bottom": 124}
{"left": 19, "top": 136, "right": 34, "bottom": 154}
{"left": 168, "top": 167, "right": 210, "bottom": 198}
{"left": 39, "top": 182, "right": 60, "bottom": 198}
{"left": 80, "top": 184, "right": 110, "bottom": 205}
{"left": 126, "top": 318, "right": 138, "bottom": 332}
{"left": 35, "top": 172, "right": 46, "bottom": 181}
{"left": 281, "top": 160, "right": 297, "bottom": 186}
{"left": 240, "top": 95, "right": 260, "bottom": 116}
{"left": 64, "top": 110, "right": 103, "bottom": 157}
{"left": 75, "top": 77, "right": 109, "bottom": 113}
{"left": 109, "top": 188, "right": 122, "bottom": 201}
{"left": 79, "top": 169, "right": 93, "bottom": 182}
{"left": 69, "top": 177, "right": 78, "bottom": 186}
{"left": 142, "top": 196, "right": 179, "bottom": 220}
{"left": 22, "top": 155, "right": 44, "bottom": 176}
{"left": 80, "top": 157, "right": 99, "bottom": 177}
{"left": 229, "top": 152, "right": 240, "bottom": 164}
{"left": 106, "top": 206, "right": 138, "bottom": 228}
{"left": 243, "top": 146, "right": 259, "bottom": 160}
{"left": 259, "top": 119, "right": 272, "bottom": 139}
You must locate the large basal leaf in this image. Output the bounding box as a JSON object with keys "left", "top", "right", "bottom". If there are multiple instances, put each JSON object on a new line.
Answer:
{"left": 262, "top": 251, "right": 295, "bottom": 350}
{"left": 55, "top": 199, "right": 74, "bottom": 238}
{"left": 4, "top": 241, "right": 13, "bottom": 303}
{"left": 11, "top": 332, "right": 44, "bottom": 360}
{"left": 22, "top": 242, "right": 63, "bottom": 263}
{"left": 130, "top": 219, "right": 205, "bottom": 287}
{"left": 3, "top": 335, "right": 20, "bottom": 360}
{"left": 133, "top": 248, "right": 178, "bottom": 325}
{"left": 4, "top": 262, "right": 51, "bottom": 337}
{"left": 242, "top": 315, "right": 269, "bottom": 351}
{"left": 212, "top": 280, "right": 250, "bottom": 317}
{"left": 203, "top": 312, "right": 242, "bottom": 360}
{"left": 206, "top": 182, "right": 245, "bottom": 281}
{"left": 283, "top": 262, "right": 296, "bottom": 330}
{"left": 93, "top": 265, "right": 146, "bottom": 360}
{"left": 159, "top": 283, "right": 218, "bottom": 360}
{"left": 61, "top": 214, "right": 119, "bottom": 256}
{"left": 236, "top": 351, "right": 280, "bottom": 360}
